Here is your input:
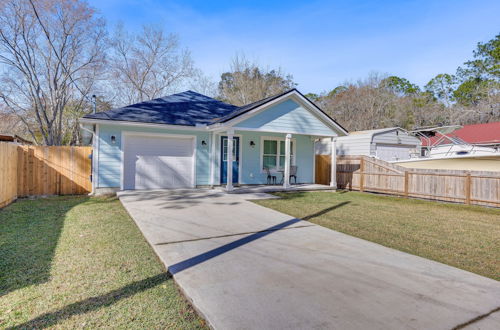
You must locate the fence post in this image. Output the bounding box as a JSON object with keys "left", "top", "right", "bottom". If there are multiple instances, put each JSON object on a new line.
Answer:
{"left": 465, "top": 173, "right": 471, "bottom": 205}
{"left": 404, "top": 171, "right": 409, "bottom": 197}
{"left": 359, "top": 157, "right": 365, "bottom": 192}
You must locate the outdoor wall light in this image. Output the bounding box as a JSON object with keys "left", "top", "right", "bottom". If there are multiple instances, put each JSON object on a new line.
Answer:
{"left": 250, "top": 140, "right": 256, "bottom": 148}
{"left": 111, "top": 135, "right": 116, "bottom": 144}
{"left": 201, "top": 140, "right": 207, "bottom": 146}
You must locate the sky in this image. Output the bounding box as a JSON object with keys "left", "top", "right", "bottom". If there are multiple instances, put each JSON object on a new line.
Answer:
{"left": 88, "top": 0, "right": 500, "bottom": 94}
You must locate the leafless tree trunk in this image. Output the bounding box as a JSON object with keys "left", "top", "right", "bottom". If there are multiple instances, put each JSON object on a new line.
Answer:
{"left": 0, "top": 0, "right": 106, "bottom": 145}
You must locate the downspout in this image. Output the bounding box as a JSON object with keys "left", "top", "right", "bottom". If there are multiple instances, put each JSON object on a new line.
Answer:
{"left": 79, "top": 123, "right": 96, "bottom": 195}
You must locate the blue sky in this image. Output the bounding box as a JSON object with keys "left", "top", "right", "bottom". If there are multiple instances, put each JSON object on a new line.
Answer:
{"left": 88, "top": 0, "right": 500, "bottom": 94}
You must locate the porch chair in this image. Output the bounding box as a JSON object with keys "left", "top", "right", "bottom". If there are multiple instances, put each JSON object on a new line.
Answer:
{"left": 290, "top": 166, "right": 298, "bottom": 184}
{"left": 264, "top": 167, "right": 277, "bottom": 185}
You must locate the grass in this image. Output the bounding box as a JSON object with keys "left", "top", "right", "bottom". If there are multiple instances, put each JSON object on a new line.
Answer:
{"left": 0, "top": 196, "right": 207, "bottom": 329}
{"left": 254, "top": 191, "right": 500, "bottom": 280}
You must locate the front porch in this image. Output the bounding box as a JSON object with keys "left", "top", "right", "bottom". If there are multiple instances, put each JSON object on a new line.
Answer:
{"left": 215, "top": 183, "right": 334, "bottom": 194}
{"left": 210, "top": 129, "right": 338, "bottom": 191}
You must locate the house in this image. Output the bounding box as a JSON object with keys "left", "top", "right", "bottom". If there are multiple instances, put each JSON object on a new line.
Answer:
{"left": 316, "top": 127, "right": 421, "bottom": 161}
{"left": 394, "top": 122, "right": 500, "bottom": 172}
{"left": 0, "top": 133, "right": 33, "bottom": 145}
{"left": 420, "top": 122, "right": 500, "bottom": 150}
{"left": 80, "top": 89, "right": 348, "bottom": 193}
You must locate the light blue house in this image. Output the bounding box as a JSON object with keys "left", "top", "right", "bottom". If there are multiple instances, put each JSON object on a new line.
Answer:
{"left": 80, "top": 89, "right": 347, "bottom": 192}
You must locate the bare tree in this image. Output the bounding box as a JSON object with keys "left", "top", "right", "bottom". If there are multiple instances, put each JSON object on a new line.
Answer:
{"left": 218, "top": 54, "right": 297, "bottom": 106}
{"left": 318, "top": 72, "right": 446, "bottom": 131}
{"left": 110, "top": 24, "right": 195, "bottom": 105}
{"left": 319, "top": 73, "right": 396, "bottom": 131}
{"left": 0, "top": 0, "right": 106, "bottom": 145}
{"left": 190, "top": 70, "right": 217, "bottom": 97}
{"left": 0, "top": 106, "right": 30, "bottom": 137}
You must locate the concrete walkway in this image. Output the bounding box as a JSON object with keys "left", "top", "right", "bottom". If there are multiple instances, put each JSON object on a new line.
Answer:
{"left": 118, "top": 189, "right": 500, "bottom": 330}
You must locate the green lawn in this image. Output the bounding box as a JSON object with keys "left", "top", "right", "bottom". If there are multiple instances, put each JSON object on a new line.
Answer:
{"left": 0, "top": 196, "right": 206, "bottom": 329}
{"left": 254, "top": 191, "right": 500, "bottom": 280}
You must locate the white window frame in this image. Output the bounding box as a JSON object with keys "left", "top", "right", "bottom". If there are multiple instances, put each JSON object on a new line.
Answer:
{"left": 260, "top": 136, "right": 296, "bottom": 173}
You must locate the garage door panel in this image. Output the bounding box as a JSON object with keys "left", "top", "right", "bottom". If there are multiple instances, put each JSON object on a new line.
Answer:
{"left": 123, "top": 135, "right": 195, "bottom": 190}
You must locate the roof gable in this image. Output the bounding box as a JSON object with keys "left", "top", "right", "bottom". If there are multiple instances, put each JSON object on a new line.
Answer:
{"left": 218, "top": 89, "right": 347, "bottom": 136}
{"left": 233, "top": 97, "right": 343, "bottom": 136}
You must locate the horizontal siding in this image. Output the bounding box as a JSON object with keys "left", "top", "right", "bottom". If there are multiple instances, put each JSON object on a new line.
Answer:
{"left": 235, "top": 99, "right": 337, "bottom": 136}
{"left": 97, "top": 124, "right": 210, "bottom": 188}
{"left": 335, "top": 136, "right": 372, "bottom": 156}
{"left": 97, "top": 125, "right": 122, "bottom": 188}
{"left": 316, "top": 130, "right": 421, "bottom": 159}
{"left": 372, "top": 130, "right": 421, "bottom": 146}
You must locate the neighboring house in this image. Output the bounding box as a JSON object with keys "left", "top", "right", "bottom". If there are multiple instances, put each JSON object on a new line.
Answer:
{"left": 0, "top": 133, "right": 33, "bottom": 145}
{"left": 80, "top": 89, "right": 348, "bottom": 192}
{"left": 420, "top": 122, "right": 500, "bottom": 150}
{"left": 316, "top": 127, "right": 421, "bottom": 161}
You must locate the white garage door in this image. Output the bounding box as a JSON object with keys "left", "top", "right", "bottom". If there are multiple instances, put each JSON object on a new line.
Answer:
{"left": 123, "top": 134, "right": 195, "bottom": 190}
{"left": 376, "top": 144, "right": 411, "bottom": 161}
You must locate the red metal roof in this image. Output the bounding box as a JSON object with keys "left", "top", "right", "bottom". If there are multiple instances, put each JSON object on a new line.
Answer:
{"left": 421, "top": 122, "right": 500, "bottom": 146}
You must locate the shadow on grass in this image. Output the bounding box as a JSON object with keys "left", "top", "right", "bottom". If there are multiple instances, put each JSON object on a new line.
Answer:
{"left": 302, "top": 201, "right": 351, "bottom": 221}
{"left": 0, "top": 196, "right": 90, "bottom": 296}
{"left": 8, "top": 273, "right": 170, "bottom": 330}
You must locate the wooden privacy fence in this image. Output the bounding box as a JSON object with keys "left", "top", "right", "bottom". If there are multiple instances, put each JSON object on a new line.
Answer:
{"left": 316, "top": 155, "right": 500, "bottom": 207}
{"left": 0, "top": 142, "right": 92, "bottom": 208}
{"left": 0, "top": 143, "right": 18, "bottom": 208}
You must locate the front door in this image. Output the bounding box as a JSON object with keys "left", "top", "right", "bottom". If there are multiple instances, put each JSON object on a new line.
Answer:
{"left": 220, "top": 136, "right": 239, "bottom": 184}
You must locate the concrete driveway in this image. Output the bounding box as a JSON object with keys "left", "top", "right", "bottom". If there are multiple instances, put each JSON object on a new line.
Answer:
{"left": 118, "top": 189, "right": 500, "bottom": 330}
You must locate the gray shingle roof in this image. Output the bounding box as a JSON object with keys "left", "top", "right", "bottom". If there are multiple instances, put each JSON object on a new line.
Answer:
{"left": 83, "top": 90, "right": 238, "bottom": 126}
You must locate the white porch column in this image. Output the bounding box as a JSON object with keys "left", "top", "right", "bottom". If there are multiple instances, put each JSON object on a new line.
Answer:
{"left": 330, "top": 137, "right": 337, "bottom": 188}
{"left": 226, "top": 129, "right": 234, "bottom": 191}
{"left": 209, "top": 132, "right": 216, "bottom": 188}
{"left": 283, "top": 133, "right": 292, "bottom": 189}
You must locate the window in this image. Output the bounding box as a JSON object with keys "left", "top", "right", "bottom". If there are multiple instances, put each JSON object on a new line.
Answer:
{"left": 263, "top": 140, "right": 277, "bottom": 168}
{"left": 261, "top": 138, "right": 294, "bottom": 171}
{"left": 279, "top": 140, "right": 294, "bottom": 168}
{"left": 222, "top": 138, "right": 238, "bottom": 161}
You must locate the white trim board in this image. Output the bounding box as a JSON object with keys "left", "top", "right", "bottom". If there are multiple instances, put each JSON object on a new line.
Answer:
{"left": 120, "top": 131, "right": 197, "bottom": 190}
{"left": 233, "top": 126, "right": 337, "bottom": 137}
{"left": 80, "top": 118, "right": 208, "bottom": 131}
{"left": 94, "top": 124, "right": 100, "bottom": 191}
